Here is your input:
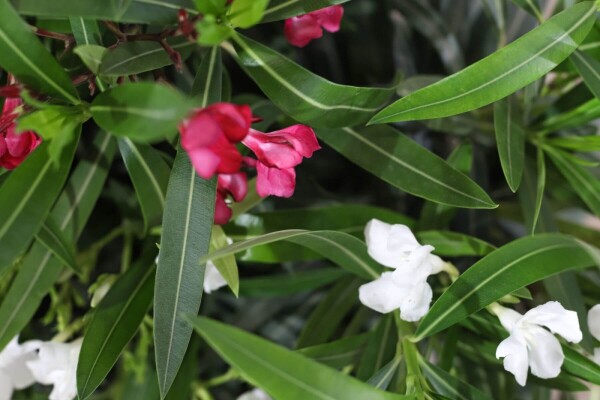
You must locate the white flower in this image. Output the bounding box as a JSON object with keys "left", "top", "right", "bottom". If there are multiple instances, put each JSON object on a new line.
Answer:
{"left": 26, "top": 339, "right": 82, "bottom": 400}
{"left": 494, "top": 302, "right": 582, "bottom": 386}
{"left": 90, "top": 281, "right": 112, "bottom": 308}
{"left": 237, "top": 388, "right": 273, "bottom": 400}
{"left": 0, "top": 336, "right": 40, "bottom": 400}
{"left": 587, "top": 304, "right": 600, "bottom": 364}
{"left": 204, "top": 261, "right": 227, "bottom": 294}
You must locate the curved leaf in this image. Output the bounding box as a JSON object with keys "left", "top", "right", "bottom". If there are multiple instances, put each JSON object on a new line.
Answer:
{"left": 420, "top": 360, "right": 492, "bottom": 400}
{"left": 414, "top": 234, "right": 600, "bottom": 341}
{"left": 571, "top": 50, "right": 600, "bottom": 101}
{"left": 77, "top": 248, "right": 156, "bottom": 400}
{"left": 370, "top": 2, "right": 596, "bottom": 123}
{"left": 261, "top": 0, "right": 349, "bottom": 23}
{"left": 417, "top": 231, "right": 495, "bottom": 257}
{"left": 317, "top": 126, "right": 496, "bottom": 209}
{"left": 190, "top": 316, "right": 413, "bottom": 400}
{"left": 0, "top": 0, "right": 78, "bottom": 102}
{"left": 231, "top": 33, "right": 394, "bottom": 128}
{"left": 494, "top": 96, "right": 525, "bottom": 192}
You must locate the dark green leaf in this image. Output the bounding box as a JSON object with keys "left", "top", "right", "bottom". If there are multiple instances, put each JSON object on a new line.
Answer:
{"left": 367, "top": 358, "right": 401, "bottom": 390}
{"left": 571, "top": 50, "right": 600, "bottom": 101}
{"left": 494, "top": 96, "right": 525, "bottom": 192}
{"left": 240, "top": 268, "right": 347, "bottom": 297}
{"left": 562, "top": 346, "right": 600, "bottom": 385}
{"left": 357, "top": 315, "right": 398, "bottom": 381}
{"left": 420, "top": 360, "right": 493, "bottom": 400}
{"left": 35, "top": 217, "right": 78, "bottom": 274}
{"left": 298, "top": 334, "right": 368, "bottom": 369}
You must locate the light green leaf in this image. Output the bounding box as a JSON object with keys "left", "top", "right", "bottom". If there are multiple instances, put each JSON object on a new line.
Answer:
{"left": 210, "top": 225, "right": 239, "bottom": 296}
{"left": 190, "top": 316, "right": 413, "bottom": 400}
{"left": 541, "top": 98, "right": 600, "bottom": 133}
{"left": 77, "top": 248, "right": 156, "bottom": 400}
{"left": 494, "top": 96, "right": 525, "bottom": 192}
{"left": 367, "top": 358, "right": 401, "bottom": 390}
{"left": 0, "top": 132, "right": 116, "bottom": 350}
{"left": 414, "top": 234, "right": 600, "bottom": 341}
{"left": 35, "top": 217, "right": 78, "bottom": 275}
{"left": 317, "top": 126, "right": 496, "bottom": 209}
{"left": 196, "top": 15, "right": 233, "bottom": 46}
{"left": 261, "top": 0, "right": 348, "bottom": 22}
{"left": 118, "top": 138, "right": 171, "bottom": 232}
{"left": 0, "top": 135, "right": 79, "bottom": 276}
{"left": 227, "top": 0, "right": 269, "bottom": 28}
{"left": 91, "top": 83, "right": 192, "bottom": 143}
{"left": 571, "top": 50, "right": 600, "bottom": 101}
{"left": 74, "top": 45, "right": 107, "bottom": 74}
{"left": 369, "top": 2, "right": 596, "bottom": 124}
{"left": 193, "top": 0, "right": 228, "bottom": 15}
{"left": 548, "top": 135, "right": 600, "bottom": 152}
{"left": 230, "top": 33, "right": 394, "bottom": 128}
{"left": 417, "top": 231, "right": 496, "bottom": 257}
{"left": 0, "top": 0, "right": 79, "bottom": 103}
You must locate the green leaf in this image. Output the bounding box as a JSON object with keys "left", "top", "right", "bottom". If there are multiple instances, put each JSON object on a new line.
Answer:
{"left": 190, "top": 316, "right": 413, "bottom": 400}
{"left": 357, "top": 315, "right": 398, "bottom": 381}
{"left": 196, "top": 15, "right": 233, "bottom": 46}
{"left": 369, "top": 2, "right": 596, "bottom": 124}
{"left": 541, "top": 98, "right": 600, "bottom": 133}
{"left": 74, "top": 45, "right": 107, "bottom": 74}
{"left": 0, "top": 132, "right": 116, "bottom": 350}
{"left": 230, "top": 33, "right": 394, "bottom": 128}
{"left": 316, "top": 126, "right": 496, "bottom": 209}
{"left": 209, "top": 225, "right": 239, "bottom": 296}
{"left": 0, "top": 135, "right": 79, "bottom": 276}
{"left": 99, "top": 39, "right": 195, "bottom": 76}
{"left": 510, "top": 0, "right": 542, "bottom": 20}
{"left": 546, "top": 146, "right": 600, "bottom": 216}
{"left": 118, "top": 138, "right": 171, "bottom": 232}
{"left": 240, "top": 268, "right": 347, "bottom": 297}
{"left": 203, "top": 229, "right": 384, "bottom": 280}
{"left": 261, "top": 0, "right": 348, "bottom": 22}
{"left": 416, "top": 231, "right": 496, "bottom": 257}
{"left": 298, "top": 334, "right": 368, "bottom": 369}
{"left": 0, "top": 0, "right": 79, "bottom": 103}
{"left": 227, "top": 0, "right": 269, "bottom": 28}
{"left": 493, "top": 96, "right": 525, "bottom": 192}
{"left": 91, "top": 83, "right": 192, "bottom": 143}
{"left": 193, "top": 0, "right": 228, "bottom": 15}
{"left": 297, "top": 277, "right": 361, "bottom": 348}
{"left": 77, "top": 247, "right": 156, "bottom": 400}
{"left": 35, "top": 217, "right": 78, "bottom": 275}
{"left": 548, "top": 135, "right": 600, "bottom": 152}
{"left": 571, "top": 50, "right": 600, "bottom": 101}
{"left": 414, "top": 234, "right": 600, "bottom": 341}
{"left": 420, "top": 360, "right": 493, "bottom": 400}
{"left": 562, "top": 345, "right": 600, "bottom": 385}
{"left": 367, "top": 358, "right": 401, "bottom": 390}
{"left": 69, "top": 17, "right": 102, "bottom": 45}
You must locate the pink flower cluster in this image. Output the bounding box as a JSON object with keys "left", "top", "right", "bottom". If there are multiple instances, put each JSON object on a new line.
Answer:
{"left": 284, "top": 5, "right": 344, "bottom": 47}
{"left": 179, "top": 103, "right": 320, "bottom": 224}
{"left": 0, "top": 97, "right": 41, "bottom": 170}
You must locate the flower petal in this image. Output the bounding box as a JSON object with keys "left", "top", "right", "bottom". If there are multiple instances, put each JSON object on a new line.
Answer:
{"left": 203, "top": 261, "right": 228, "bottom": 294}
{"left": 364, "top": 219, "right": 420, "bottom": 268}
{"left": 311, "top": 5, "right": 344, "bottom": 32}
{"left": 206, "top": 103, "right": 253, "bottom": 142}
{"left": 588, "top": 304, "right": 600, "bottom": 342}
{"left": 237, "top": 388, "right": 273, "bottom": 400}
{"left": 0, "top": 371, "right": 13, "bottom": 400}
{"left": 214, "top": 192, "right": 233, "bottom": 225}
{"left": 218, "top": 172, "right": 248, "bottom": 202}
{"left": 284, "top": 15, "right": 323, "bottom": 47}
{"left": 358, "top": 272, "right": 408, "bottom": 314}
{"left": 592, "top": 348, "right": 600, "bottom": 365}
{"left": 496, "top": 332, "right": 529, "bottom": 386}
{"left": 399, "top": 281, "right": 432, "bottom": 322}
{"left": 187, "top": 147, "right": 221, "bottom": 179}
{"left": 493, "top": 305, "right": 523, "bottom": 333}
{"left": 255, "top": 163, "right": 296, "bottom": 198}
{"left": 527, "top": 326, "right": 564, "bottom": 380}
{"left": 522, "top": 301, "right": 582, "bottom": 343}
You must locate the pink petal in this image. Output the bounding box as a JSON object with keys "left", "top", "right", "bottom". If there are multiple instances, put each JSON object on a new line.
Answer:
{"left": 268, "top": 125, "right": 321, "bottom": 158}
{"left": 311, "top": 5, "right": 344, "bottom": 32}
{"left": 218, "top": 172, "right": 248, "bottom": 202}
{"left": 0, "top": 135, "right": 7, "bottom": 158}
{"left": 284, "top": 15, "right": 323, "bottom": 48}
{"left": 206, "top": 103, "right": 253, "bottom": 142}
{"left": 180, "top": 110, "right": 222, "bottom": 149}
{"left": 256, "top": 163, "right": 296, "bottom": 198}
{"left": 243, "top": 126, "right": 320, "bottom": 169}
{"left": 187, "top": 147, "right": 221, "bottom": 179}
{"left": 214, "top": 192, "right": 232, "bottom": 225}
{"left": 210, "top": 134, "right": 243, "bottom": 174}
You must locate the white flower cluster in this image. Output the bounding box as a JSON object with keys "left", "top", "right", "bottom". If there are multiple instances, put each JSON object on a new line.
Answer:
{"left": 358, "top": 219, "right": 445, "bottom": 322}
{"left": 0, "top": 337, "right": 81, "bottom": 400}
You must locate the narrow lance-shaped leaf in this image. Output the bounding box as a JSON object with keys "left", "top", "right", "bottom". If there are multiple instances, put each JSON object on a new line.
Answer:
{"left": 35, "top": 217, "right": 78, "bottom": 275}
{"left": 209, "top": 225, "right": 239, "bottom": 296}
{"left": 357, "top": 315, "right": 398, "bottom": 381}
{"left": 153, "top": 45, "right": 220, "bottom": 398}
{"left": 494, "top": 96, "right": 525, "bottom": 192}
{"left": 571, "top": 50, "right": 600, "bottom": 101}
{"left": 0, "top": 132, "right": 116, "bottom": 350}
{"left": 261, "top": 0, "right": 349, "bottom": 22}
{"left": 420, "top": 359, "right": 493, "bottom": 400}
{"left": 0, "top": 0, "right": 79, "bottom": 103}
{"left": 240, "top": 268, "right": 348, "bottom": 298}
{"left": 118, "top": 138, "right": 171, "bottom": 232}
{"left": 316, "top": 125, "right": 496, "bottom": 209}
{"left": 0, "top": 134, "right": 79, "bottom": 276}
{"left": 77, "top": 247, "right": 157, "bottom": 400}
{"left": 369, "top": 2, "right": 596, "bottom": 124}
{"left": 190, "top": 316, "right": 413, "bottom": 400}
{"left": 230, "top": 33, "right": 395, "bottom": 128}
{"left": 414, "top": 234, "right": 600, "bottom": 341}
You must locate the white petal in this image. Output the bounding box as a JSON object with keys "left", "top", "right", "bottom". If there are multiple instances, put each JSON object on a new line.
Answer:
{"left": 526, "top": 326, "right": 564, "bottom": 380}
{"left": 522, "top": 301, "right": 582, "bottom": 343}
{"left": 364, "top": 219, "right": 419, "bottom": 268}
{"left": 588, "top": 304, "right": 600, "bottom": 341}
{"left": 493, "top": 305, "right": 523, "bottom": 333}
{"left": 203, "top": 261, "right": 227, "bottom": 294}
{"left": 427, "top": 254, "right": 445, "bottom": 275}
{"left": 358, "top": 272, "right": 408, "bottom": 314}
{"left": 237, "top": 388, "right": 273, "bottom": 400}
{"left": 26, "top": 338, "right": 81, "bottom": 398}
{"left": 0, "top": 370, "right": 13, "bottom": 400}
{"left": 0, "top": 336, "right": 40, "bottom": 390}
{"left": 399, "top": 281, "right": 432, "bottom": 322}
{"left": 391, "top": 245, "right": 435, "bottom": 281}
{"left": 496, "top": 332, "right": 529, "bottom": 386}
{"left": 592, "top": 348, "right": 600, "bottom": 365}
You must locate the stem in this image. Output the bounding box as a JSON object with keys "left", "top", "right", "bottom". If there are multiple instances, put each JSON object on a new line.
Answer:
{"left": 204, "top": 369, "right": 239, "bottom": 387}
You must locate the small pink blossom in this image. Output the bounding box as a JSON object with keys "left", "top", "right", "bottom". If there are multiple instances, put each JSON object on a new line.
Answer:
{"left": 243, "top": 125, "right": 320, "bottom": 198}
{"left": 215, "top": 172, "right": 248, "bottom": 225}
{"left": 0, "top": 98, "right": 41, "bottom": 170}
{"left": 284, "top": 5, "right": 344, "bottom": 47}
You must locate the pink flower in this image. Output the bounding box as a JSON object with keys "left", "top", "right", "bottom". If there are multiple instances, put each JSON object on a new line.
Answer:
{"left": 284, "top": 5, "right": 344, "bottom": 47}
{"left": 243, "top": 125, "right": 320, "bottom": 198}
{"left": 0, "top": 98, "right": 41, "bottom": 170}
{"left": 215, "top": 172, "right": 248, "bottom": 225}
{"left": 180, "top": 103, "right": 253, "bottom": 179}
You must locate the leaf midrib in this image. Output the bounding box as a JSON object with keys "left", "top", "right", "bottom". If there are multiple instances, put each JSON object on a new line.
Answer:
{"left": 91, "top": 105, "right": 180, "bottom": 120}
{"left": 101, "top": 41, "right": 192, "bottom": 74}
{"left": 123, "top": 138, "right": 165, "bottom": 207}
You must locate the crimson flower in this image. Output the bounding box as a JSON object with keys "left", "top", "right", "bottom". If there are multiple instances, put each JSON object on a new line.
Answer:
{"left": 215, "top": 172, "right": 248, "bottom": 225}
{"left": 284, "top": 5, "right": 344, "bottom": 47}
{"left": 0, "top": 98, "right": 41, "bottom": 170}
